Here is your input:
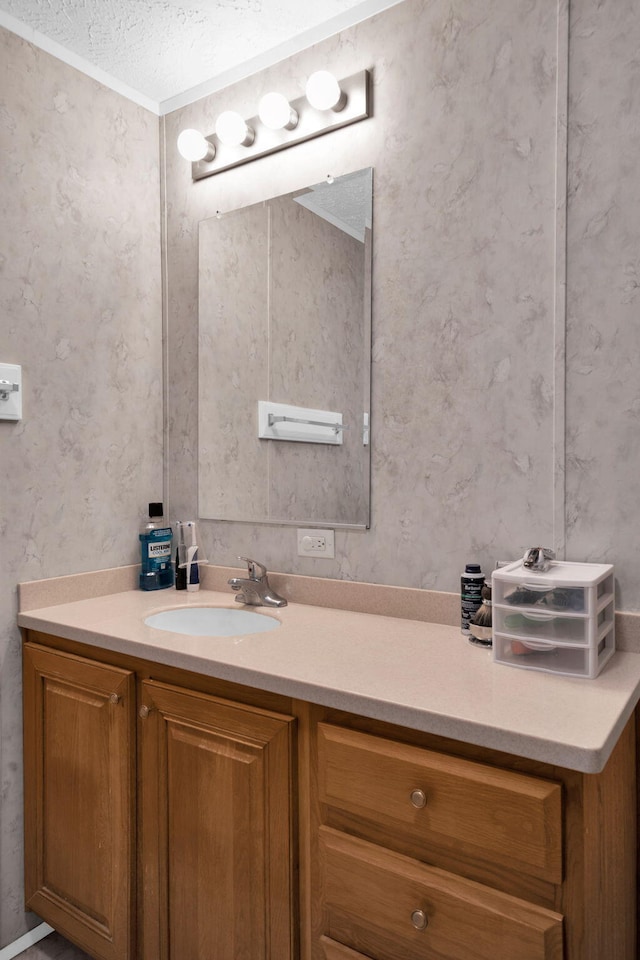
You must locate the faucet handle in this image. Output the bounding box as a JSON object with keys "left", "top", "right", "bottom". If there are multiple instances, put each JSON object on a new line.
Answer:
{"left": 237, "top": 556, "right": 267, "bottom": 581}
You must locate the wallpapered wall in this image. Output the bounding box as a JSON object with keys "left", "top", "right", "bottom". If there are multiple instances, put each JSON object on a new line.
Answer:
{"left": 2, "top": 0, "right": 639, "bottom": 946}
{"left": 165, "top": 0, "right": 561, "bottom": 587}
{"left": 0, "top": 27, "right": 162, "bottom": 946}
{"left": 165, "top": 0, "right": 640, "bottom": 599}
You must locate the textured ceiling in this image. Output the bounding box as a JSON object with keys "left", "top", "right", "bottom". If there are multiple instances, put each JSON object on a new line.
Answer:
{"left": 0, "top": 0, "right": 397, "bottom": 109}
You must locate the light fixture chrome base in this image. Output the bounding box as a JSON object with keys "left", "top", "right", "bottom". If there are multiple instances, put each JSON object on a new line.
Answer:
{"left": 190, "top": 69, "right": 370, "bottom": 181}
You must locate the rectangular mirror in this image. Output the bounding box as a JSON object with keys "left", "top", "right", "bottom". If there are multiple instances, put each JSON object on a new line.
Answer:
{"left": 198, "top": 168, "right": 372, "bottom": 528}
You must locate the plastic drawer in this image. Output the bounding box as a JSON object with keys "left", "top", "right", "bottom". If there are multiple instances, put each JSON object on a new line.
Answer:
{"left": 493, "top": 628, "right": 615, "bottom": 678}
{"left": 492, "top": 563, "right": 614, "bottom": 618}
{"left": 493, "top": 603, "right": 613, "bottom": 646}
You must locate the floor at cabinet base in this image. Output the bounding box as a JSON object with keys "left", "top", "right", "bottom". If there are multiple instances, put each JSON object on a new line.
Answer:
{"left": 11, "top": 932, "right": 90, "bottom": 960}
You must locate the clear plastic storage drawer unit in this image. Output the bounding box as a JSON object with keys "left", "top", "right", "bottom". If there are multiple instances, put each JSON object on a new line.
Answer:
{"left": 492, "top": 560, "right": 615, "bottom": 678}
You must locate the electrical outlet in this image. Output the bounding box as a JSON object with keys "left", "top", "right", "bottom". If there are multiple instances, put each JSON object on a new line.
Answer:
{"left": 297, "top": 528, "right": 335, "bottom": 558}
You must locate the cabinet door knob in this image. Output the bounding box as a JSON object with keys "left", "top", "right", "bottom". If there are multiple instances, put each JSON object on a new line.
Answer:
{"left": 410, "top": 788, "right": 427, "bottom": 808}
{"left": 410, "top": 909, "right": 428, "bottom": 930}
{"left": 109, "top": 693, "right": 120, "bottom": 704}
{"left": 139, "top": 705, "right": 151, "bottom": 719}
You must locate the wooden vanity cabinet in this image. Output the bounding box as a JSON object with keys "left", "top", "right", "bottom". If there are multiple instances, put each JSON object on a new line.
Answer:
{"left": 305, "top": 708, "right": 637, "bottom": 960}
{"left": 23, "top": 642, "right": 136, "bottom": 960}
{"left": 23, "top": 636, "right": 296, "bottom": 960}
{"left": 23, "top": 632, "right": 637, "bottom": 960}
{"left": 137, "top": 678, "right": 295, "bottom": 960}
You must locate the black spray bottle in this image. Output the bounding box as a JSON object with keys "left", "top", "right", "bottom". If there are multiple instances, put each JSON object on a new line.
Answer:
{"left": 460, "top": 563, "right": 484, "bottom": 636}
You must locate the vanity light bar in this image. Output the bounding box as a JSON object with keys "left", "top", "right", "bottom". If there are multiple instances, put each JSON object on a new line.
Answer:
{"left": 189, "top": 70, "right": 370, "bottom": 181}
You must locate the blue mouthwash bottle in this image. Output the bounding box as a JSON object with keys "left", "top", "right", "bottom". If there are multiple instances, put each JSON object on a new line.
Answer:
{"left": 139, "top": 502, "right": 174, "bottom": 590}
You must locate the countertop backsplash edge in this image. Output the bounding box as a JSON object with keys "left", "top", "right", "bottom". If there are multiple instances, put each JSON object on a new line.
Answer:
{"left": 17, "top": 562, "right": 640, "bottom": 653}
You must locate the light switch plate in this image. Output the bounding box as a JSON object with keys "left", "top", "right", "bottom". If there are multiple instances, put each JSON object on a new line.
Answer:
{"left": 297, "top": 528, "right": 335, "bottom": 558}
{"left": 0, "top": 363, "right": 22, "bottom": 420}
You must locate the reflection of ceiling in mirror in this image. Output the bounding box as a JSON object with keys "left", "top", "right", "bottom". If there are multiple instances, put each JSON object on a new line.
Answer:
{"left": 293, "top": 169, "right": 372, "bottom": 243}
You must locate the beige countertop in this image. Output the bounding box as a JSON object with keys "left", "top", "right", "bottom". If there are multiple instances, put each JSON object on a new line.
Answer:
{"left": 17, "top": 572, "right": 640, "bottom": 774}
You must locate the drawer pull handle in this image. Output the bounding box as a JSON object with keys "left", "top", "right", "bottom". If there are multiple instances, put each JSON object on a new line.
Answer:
{"left": 139, "top": 705, "right": 151, "bottom": 719}
{"left": 411, "top": 909, "right": 428, "bottom": 930}
{"left": 108, "top": 693, "right": 121, "bottom": 705}
{"left": 410, "top": 788, "right": 427, "bottom": 808}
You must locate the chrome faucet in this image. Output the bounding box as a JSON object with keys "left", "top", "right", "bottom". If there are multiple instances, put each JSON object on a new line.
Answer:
{"left": 227, "top": 557, "right": 288, "bottom": 608}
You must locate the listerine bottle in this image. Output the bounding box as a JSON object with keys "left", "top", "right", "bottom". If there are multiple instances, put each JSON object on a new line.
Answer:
{"left": 139, "top": 502, "right": 174, "bottom": 590}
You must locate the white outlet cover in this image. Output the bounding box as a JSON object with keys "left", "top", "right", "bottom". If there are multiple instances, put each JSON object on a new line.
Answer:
{"left": 297, "top": 528, "right": 335, "bottom": 559}
{"left": 0, "top": 363, "right": 22, "bottom": 420}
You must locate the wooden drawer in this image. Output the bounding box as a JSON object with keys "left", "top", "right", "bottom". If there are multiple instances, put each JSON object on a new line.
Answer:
{"left": 319, "top": 936, "right": 374, "bottom": 959}
{"left": 318, "top": 723, "right": 562, "bottom": 883}
{"left": 319, "top": 827, "right": 564, "bottom": 960}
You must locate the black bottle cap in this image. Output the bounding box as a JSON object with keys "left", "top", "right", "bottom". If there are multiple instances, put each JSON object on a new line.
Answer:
{"left": 465, "top": 563, "right": 482, "bottom": 574}
{"left": 149, "top": 502, "right": 164, "bottom": 518}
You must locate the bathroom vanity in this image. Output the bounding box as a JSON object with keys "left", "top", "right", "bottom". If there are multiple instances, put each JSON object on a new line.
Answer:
{"left": 18, "top": 573, "right": 640, "bottom": 960}
{"left": 22, "top": 635, "right": 295, "bottom": 960}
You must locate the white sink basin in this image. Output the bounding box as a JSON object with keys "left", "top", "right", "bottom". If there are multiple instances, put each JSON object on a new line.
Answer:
{"left": 144, "top": 606, "right": 281, "bottom": 637}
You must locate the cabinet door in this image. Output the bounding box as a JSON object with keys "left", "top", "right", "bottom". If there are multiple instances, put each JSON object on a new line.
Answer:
{"left": 23, "top": 642, "right": 135, "bottom": 960}
{"left": 139, "top": 679, "right": 295, "bottom": 960}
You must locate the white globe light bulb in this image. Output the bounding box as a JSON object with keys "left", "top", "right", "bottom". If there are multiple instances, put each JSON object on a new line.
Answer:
{"left": 305, "top": 71, "right": 345, "bottom": 111}
{"left": 177, "top": 128, "right": 214, "bottom": 162}
{"left": 258, "top": 92, "right": 298, "bottom": 131}
{"left": 215, "top": 111, "right": 254, "bottom": 147}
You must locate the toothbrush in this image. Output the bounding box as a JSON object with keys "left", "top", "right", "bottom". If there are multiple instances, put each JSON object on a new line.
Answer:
{"left": 175, "top": 521, "right": 187, "bottom": 590}
{"left": 185, "top": 521, "right": 200, "bottom": 592}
